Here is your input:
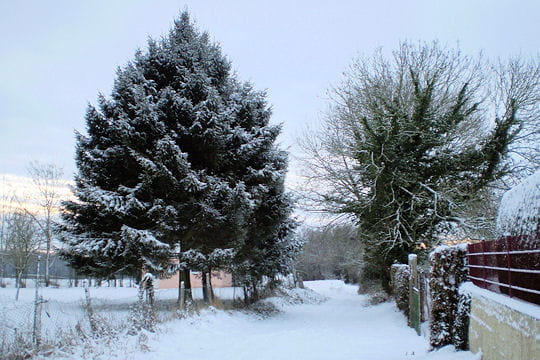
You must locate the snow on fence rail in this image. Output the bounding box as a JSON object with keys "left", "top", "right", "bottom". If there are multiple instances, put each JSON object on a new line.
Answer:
{"left": 467, "top": 234, "right": 540, "bottom": 305}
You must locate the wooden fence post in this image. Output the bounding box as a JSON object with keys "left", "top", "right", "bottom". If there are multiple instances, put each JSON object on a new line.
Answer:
{"left": 408, "top": 254, "right": 421, "bottom": 335}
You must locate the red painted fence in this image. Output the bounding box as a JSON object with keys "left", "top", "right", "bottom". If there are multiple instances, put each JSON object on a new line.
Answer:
{"left": 467, "top": 234, "right": 540, "bottom": 305}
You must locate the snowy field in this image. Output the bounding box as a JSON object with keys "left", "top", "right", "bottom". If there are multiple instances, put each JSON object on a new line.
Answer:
{"left": 0, "top": 283, "right": 244, "bottom": 354}
{"left": 0, "top": 280, "right": 481, "bottom": 359}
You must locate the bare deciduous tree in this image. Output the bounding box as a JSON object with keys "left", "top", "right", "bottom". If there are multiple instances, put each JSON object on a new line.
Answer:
{"left": 1, "top": 178, "right": 18, "bottom": 286}
{"left": 491, "top": 57, "right": 540, "bottom": 180}
{"left": 27, "top": 161, "right": 64, "bottom": 286}
{"left": 295, "top": 224, "right": 362, "bottom": 283}
{"left": 5, "top": 210, "right": 40, "bottom": 300}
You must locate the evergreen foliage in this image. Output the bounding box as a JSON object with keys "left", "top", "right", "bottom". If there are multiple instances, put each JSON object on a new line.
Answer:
{"left": 59, "top": 12, "right": 295, "bottom": 281}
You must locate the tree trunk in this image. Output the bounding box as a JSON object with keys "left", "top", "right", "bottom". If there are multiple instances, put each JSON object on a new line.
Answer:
{"left": 295, "top": 270, "right": 305, "bottom": 289}
{"left": 202, "top": 272, "right": 209, "bottom": 303}
{"left": 45, "top": 215, "right": 51, "bottom": 287}
{"left": 15, "top": 271, "right": 22, "bottom": 301}
{"left": 252, "top": 281, "right": 259, "bottom": 302}
{"left": 208, "top": 269, "right": 215, "bottom": 302}
{"left": 243, "top": 284, "right": 249, "bottom": 305}
{"left": 0, "top": 252, "right": 5, "bottom": 286}
{"left": 183, "top": 269, "right": 193, "bottom": 302}
{"left": 146, "top": 277, "right": 155, "bottom": 306}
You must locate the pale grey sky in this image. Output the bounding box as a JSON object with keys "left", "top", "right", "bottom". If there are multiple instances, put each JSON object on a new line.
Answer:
{"left": 1, "top": 0, "right": 539, "bottom": 180}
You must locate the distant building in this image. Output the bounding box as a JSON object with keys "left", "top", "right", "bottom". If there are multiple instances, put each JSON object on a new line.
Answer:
{"left": 158, "top": 270, "right": 233, "bottom": 289}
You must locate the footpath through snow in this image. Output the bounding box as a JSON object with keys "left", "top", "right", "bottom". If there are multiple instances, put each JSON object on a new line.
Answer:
{"left": 115, "top": 280, "right": 477, "bottom": 360}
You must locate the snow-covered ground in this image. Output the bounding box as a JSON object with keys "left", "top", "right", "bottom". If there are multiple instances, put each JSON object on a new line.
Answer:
{"left": 0, "top": 284, "right": 243, "bottom": 353}
{"left": 0, "top": 281, "right": 480, "bottom": 360}
{"left": 24, "top": 280, "right": 478, "bottom": 360}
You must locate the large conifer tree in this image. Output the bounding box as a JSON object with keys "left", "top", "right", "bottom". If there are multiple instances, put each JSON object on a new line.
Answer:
{"left": 59, "top": 12, "right": 295, "bottom": 280}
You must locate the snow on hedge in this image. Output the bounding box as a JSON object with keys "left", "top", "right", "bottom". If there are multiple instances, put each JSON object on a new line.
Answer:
{"left": 429, "top": 244, "right": 469, "bottom": 349}
{"left": 390, "top": 264, "right": 410, "bottom": 315}
{"left": 496, "top": 170, "right": 540, "bottom": 236}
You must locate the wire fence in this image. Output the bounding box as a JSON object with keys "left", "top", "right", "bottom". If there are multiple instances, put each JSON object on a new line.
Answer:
{"left": 0, "top": 279, "right": 246, "bottom": 359}
{"left": 0, "top": 273, "right": 144, "bottom": 359}
{"left": 467, "top": 233, "right": 540, "bottom": 305}
{"left": 0, "top": 290, "right": 135, "bottom": 358}
{"left": 0, "top": 297, "right": 35, "bottom": 341}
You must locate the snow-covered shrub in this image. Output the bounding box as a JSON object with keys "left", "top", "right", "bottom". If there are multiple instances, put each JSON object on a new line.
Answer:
{"left": 129, "top": 276, "right": 157, "bottom": 334}
{"left": 0, "top": 330, "right": 34, "bottom": 360}
{"left": 454, "top": 288, "right": 471, "bottom": 350}
{"left": 273, "top": 286, "right": 328, "bottom": 306}
{"left": 429, "top": 244, "right": 468, "bottom": 348}
{"left": 248, "top": 285, "right": 328, "bottom": 318}
{"left": 497, "top": 169, "right": 540, "bottom": 236}
{"left": 247, "top": 301, "right": 281, "bottom": 318}
{"left": 83, "top": 287, "right": 105, "bottom": 337}
{"left": 390, "top": 264, "right": 410, "bottom": 315}
{"left": 366, "top": 291, "right": 391, "bottom": 305}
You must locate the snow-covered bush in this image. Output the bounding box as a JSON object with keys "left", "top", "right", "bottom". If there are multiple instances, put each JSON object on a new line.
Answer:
{"left": 0, "top": 330, "right": 34, "bottom": 360}
{"left": 497, "top": 169, "right": 540, "bottom": 236}
{"left": 429, "top": 244, "right": 468, "bottom": 349}
{"left": 128, "top": 291, "right": 157, "bottom": 335}
{"left": 390, "top": 264, "right": 410, "bottom": 315}
{"left": 83, "top": 287, "right": 107, "bottom": 337}
{"left": 129, "top": 274, "right": 157, "bottom": 334}
{"left": 246, "top": 301, "right": 281, "bottom": 319}
{"left": 454, "top": 289, "right": 471, "bottom": 350}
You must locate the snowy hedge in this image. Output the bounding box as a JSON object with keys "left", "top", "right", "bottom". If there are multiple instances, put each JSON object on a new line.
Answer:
{"left": 454, "top": 288, "right": 471, "bottom": 350}
{"left": 429, "top": 244, "right": 469, "bottom": 349}
{"left": 390, "top": 264, "right": 410, "bottom": 315}
{"left": 497, "top": 169, "right": 540, "bottom": 236}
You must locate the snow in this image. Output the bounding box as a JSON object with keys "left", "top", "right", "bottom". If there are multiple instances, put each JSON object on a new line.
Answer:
{"left": 460, "top": 281, "right": 540, "bottom": 320}
{"left": 3, "top": 280, "right": 478, "bottom": 360}
{"left": 0, "top": 284, "right": 243, "bottom": 350}
{"left": 496, "top": 169, "right": 540, "bottom": 235}
{"left": 0, "top": 284, "right": 243, "bottom": 304}
{"left": 130, "top": 281, "right": 478, "bottom": 360}
{"left": 0, "top": 281, "right": 482, "bottom": 359}
{"left": 121, "top": 225, "right": 168, "bottom": 249}
{"left": 430, "top": 243, "right": 468, "bottom": 259}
